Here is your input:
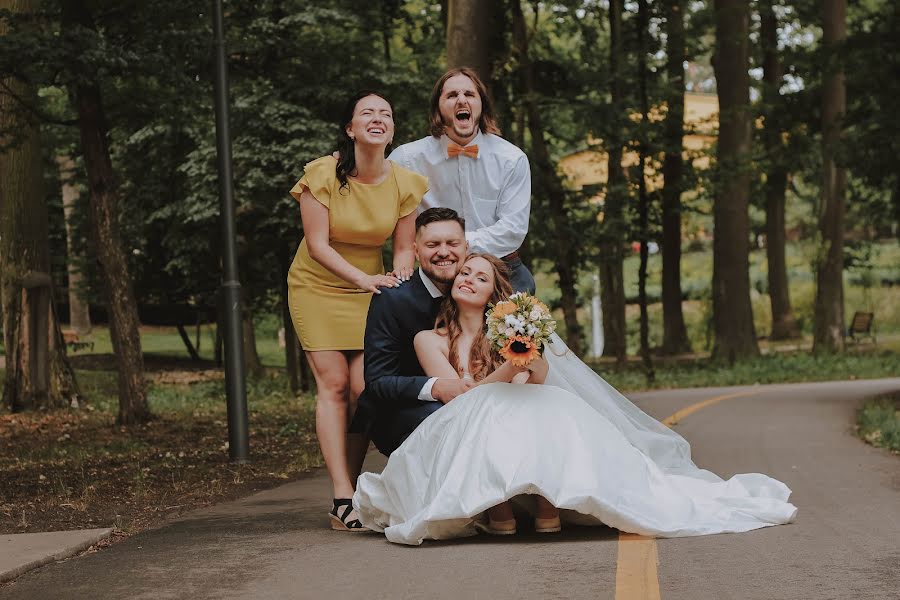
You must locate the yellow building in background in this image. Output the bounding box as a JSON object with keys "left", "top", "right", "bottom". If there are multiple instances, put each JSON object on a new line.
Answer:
{"left": 558, "top": 92, "right": 719, "bottom": 199}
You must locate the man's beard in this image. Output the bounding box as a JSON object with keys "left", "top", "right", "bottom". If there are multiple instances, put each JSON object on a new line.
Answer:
{"left": 444, "top": 117, "right": 477, "bottom": 139}
{"left": 421, "top": 262, "right": 458, "bottom": 285}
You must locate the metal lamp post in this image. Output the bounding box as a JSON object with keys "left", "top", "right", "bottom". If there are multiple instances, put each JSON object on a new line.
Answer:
{"left": 211, "top": 0, "right": 250, "bottom": 462}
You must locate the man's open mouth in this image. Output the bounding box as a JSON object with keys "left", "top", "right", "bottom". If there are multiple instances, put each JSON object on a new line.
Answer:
{"left": 433, "top": 259, "right": 455, "bottom": 267}
{"left": 455, "top": 110, "right": 471, "bottom": 123}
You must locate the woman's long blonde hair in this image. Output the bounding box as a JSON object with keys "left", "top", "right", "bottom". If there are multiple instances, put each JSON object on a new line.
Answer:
{"left": 434, "top": 253, "right": 513, "bottom": 382}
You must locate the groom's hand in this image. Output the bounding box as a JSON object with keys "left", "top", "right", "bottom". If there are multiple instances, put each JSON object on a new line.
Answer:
{"left": 432, "top": 378, "right": 474, "bottom": 404}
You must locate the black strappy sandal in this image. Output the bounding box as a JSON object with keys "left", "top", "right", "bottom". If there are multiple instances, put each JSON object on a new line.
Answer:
{"left": 329, "top": 499, "right": 369, "bottom": 532}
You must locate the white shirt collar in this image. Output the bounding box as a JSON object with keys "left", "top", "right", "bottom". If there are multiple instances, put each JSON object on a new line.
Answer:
{"left": 441, "top": 129, "right": 483, "bottom": 157}
{"left": 418, "top": 269, "right": 443, "bottom": 298}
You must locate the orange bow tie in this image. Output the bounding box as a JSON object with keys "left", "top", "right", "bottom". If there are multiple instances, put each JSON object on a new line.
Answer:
{"left": 447, "top": 143, "right": 479, "bottom": 159}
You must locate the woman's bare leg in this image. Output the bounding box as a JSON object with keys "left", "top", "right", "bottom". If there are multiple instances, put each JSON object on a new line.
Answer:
{"left": 346, "top": 350, "right": 369, "bottom": 487}
{"left": 305, "top": 350, "right": 355, "bottom": 500}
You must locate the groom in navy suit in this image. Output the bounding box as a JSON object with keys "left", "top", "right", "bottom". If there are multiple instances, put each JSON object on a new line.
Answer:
{"left": 352, "top": 208, "right": 473, "bottom": 455}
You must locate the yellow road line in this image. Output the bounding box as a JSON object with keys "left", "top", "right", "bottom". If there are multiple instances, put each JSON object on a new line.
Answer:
{"left": 661, "top": 390, "right": 760, "bottom": 427}
{"left": 615, "top": 533, "right": 661, "bottom": 600}
{"left": 615, "top": 389, "right": 762, "bottom": 599}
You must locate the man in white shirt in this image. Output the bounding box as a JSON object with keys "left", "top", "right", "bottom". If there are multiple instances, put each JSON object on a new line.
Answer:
{"left": 388, "top": 67, "right": 536, "bottom": 294}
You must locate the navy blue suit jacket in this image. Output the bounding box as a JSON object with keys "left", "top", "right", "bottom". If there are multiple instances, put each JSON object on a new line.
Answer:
{"left": 353, "top": 270, "right": 443, "bottom": 453}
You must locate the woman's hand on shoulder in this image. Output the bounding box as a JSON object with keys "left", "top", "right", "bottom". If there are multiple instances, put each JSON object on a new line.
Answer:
{"left": 356, "top": 273, "right": 401, "bottom": 294}
{"left": 385, "top": 266, "right": 414, "bottom": 282}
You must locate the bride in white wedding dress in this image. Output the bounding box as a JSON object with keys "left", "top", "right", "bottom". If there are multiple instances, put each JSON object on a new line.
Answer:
{"left": 353, "top": 254, "right": 797, "bottom": 546}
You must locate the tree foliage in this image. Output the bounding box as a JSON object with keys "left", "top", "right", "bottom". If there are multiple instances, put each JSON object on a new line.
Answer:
{"left": 0, "top": 0, "right": 897, "bottom": 381}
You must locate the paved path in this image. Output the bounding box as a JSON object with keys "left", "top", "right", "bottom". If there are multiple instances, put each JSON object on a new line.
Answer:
{"left": 0, "top": 529, "right": 112, "bottom": 584}
{"left": 1, "top": 378, "right": 898, "bottom": 599}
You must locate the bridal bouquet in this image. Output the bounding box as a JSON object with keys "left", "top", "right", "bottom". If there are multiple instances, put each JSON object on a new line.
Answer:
{"left": 485, "top": 292, "right": 557, "bottom": 366}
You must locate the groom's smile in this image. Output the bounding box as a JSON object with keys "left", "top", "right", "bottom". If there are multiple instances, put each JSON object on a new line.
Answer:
{"left": 424, "top": 251, "right": 462, "bottom": 285}
{"left": 415, "top": 220, "right": 467, "bottom": 289}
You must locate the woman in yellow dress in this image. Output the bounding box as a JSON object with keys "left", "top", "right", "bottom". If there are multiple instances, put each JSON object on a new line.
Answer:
{"left": 288, "top": 91, "right": 428, "bottom": 531}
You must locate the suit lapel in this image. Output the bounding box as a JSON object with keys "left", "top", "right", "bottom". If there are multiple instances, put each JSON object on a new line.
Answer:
{"left": 410, "top": 269, "right": 442, "bottom": 330}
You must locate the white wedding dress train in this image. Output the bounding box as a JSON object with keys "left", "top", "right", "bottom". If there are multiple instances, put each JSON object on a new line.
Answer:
{"left": 354, "top": 335, "right": 797, "bottom": 545}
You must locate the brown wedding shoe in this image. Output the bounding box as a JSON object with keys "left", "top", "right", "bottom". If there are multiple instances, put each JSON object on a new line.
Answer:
{"left": 475, "top": 517, "right": 518, "bottom": 535}
{"left": 534, "top": 513, "right": 562, "bottom": 533}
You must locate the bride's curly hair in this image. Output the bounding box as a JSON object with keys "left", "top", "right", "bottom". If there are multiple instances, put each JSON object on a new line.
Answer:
{"left": 434, "top": 253, "right": 513, "bottom": 382}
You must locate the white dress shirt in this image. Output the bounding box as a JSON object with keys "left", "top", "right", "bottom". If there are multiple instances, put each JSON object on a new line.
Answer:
{"left": 388, "top": 130, "right": 531, "bottom": 258}
{"left": 417, "top": 268, "right": 443, "bottom": 402}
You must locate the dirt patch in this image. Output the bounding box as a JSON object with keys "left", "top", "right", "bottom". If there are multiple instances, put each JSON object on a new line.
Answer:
{"left": 0, "top": 386, "right": 322, "bottom": 535}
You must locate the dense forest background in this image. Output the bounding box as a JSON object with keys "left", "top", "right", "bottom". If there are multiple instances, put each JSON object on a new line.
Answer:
{"left": 1, "top": 0, "right": 898, "bottom": 422}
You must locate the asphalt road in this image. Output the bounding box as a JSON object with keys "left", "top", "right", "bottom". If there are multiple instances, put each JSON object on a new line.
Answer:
{"left": 2, "top": 378, "right": 898, "bottom": 600}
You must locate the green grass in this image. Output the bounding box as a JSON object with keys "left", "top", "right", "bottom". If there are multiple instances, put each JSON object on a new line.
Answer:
{"left": 857, "top": 393, "right": 900, "bottom": 453}
{"left": 65, "top": 367, "right": 305, "bottom": 416}
{"left": 64, "top": 322, "right": 286, "bottom": 368}
{"left": 592, "top": 349, "right": 900, "bottom": 393}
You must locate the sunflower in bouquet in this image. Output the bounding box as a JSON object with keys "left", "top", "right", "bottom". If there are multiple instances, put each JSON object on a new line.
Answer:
{"left": 485, "top": 292, "right": 557, "bottom": 367}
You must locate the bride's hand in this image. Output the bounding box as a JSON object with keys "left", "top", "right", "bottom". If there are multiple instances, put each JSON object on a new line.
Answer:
{"left": 499, "top": 360, "right": 529, "bottom": 380}
{"left": 525, "top": 356, "right": 548, "bottom": 372}
{"left": 522, "top": 355, "right": 549, "bottom": 384}
{"left": 510, "top": 371, "right": 530, "bottom": 385}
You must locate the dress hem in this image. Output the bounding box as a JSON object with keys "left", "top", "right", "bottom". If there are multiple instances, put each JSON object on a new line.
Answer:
{"left": 301, "top": 345, "right": 364, "bottom": 352}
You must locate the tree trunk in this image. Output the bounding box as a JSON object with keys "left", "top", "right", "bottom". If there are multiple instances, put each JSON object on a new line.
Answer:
{"left": 894, "top": 176, "right": 900, "bottom": 244}
{"left": 600, "top": 0, "right": 628, "bottom": 362}
{"left": 660, "top": 0, "right": 692, "bottom": 355}
{"left": 47, "top": 299, "right": 80, "bottom": 407}
{"left": 636, "top": 0, "right": 655, "bottom": 381}
{"left": 760, "top": 1, "right": 800, "bottom": 341}
{"left": 813, "top": 0, "right": 847, "bottom": 353}
{"left": 446, "top": 0, "right": 499, "bottom": 82}
{"left": 242, "top": 310, "right": 265, "bottom": 378}
{"left": 283, "top": 300, "right": 300, "bottom": 393}
{"left": 61, "top": 0, "right": 149, "bottom": 424}
{"left": 57, "top": 155, "right": 92, "bottom": 335}
{"left": 0, "top": 0, "right": 80, "bottom": 412}
{"left": 280, "top": 245, "right": 300, "bottom": 393}
{"left": 511, "top": 0, "right": 583, "bottom": 355}
{"left": 711, "top": 0, "right": 759, "bottom": 362}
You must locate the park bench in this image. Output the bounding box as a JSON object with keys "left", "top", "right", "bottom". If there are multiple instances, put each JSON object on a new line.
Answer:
{"left": 62, "top": 330, "right": 95, "bottom": 353}
{"left": 846, "top": 311, "right": 876, "bottom": 345}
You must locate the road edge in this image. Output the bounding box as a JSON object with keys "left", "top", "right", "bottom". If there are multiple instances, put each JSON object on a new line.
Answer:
{"left": 0, "top": 528, "right": 113, "bottom": 584}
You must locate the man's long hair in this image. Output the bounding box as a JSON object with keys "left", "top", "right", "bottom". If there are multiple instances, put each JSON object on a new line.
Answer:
{"left": 428, "top": 67, "right": 501, "bottom": 138}
{"left": 434, "top": 253, "right": 512, "bottom": 382}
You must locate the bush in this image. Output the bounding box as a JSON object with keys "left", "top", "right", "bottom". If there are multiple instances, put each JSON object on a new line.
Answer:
{"left": 857, "top": 394, "right": 900, "bottom": 453}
